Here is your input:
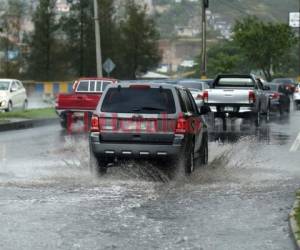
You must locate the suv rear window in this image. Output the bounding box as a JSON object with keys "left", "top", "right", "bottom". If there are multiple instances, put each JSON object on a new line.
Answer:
{"left": 101, "top": 87, "right": 176, "bottom": 114}
{"left": 216, "top": 78, "right": 254, "bottom": 87}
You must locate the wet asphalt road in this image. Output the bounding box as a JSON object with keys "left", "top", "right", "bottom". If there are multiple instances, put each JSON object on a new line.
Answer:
{"left": 0, "top": 109, "right": 300, "bottom": 250}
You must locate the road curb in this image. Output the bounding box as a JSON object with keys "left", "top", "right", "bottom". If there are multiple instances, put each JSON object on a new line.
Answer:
{"left": 289, "top": 194, "right": 300, "bottom": 250}
{"left": 0, "top": 118, "right": 59, "bottom": 132}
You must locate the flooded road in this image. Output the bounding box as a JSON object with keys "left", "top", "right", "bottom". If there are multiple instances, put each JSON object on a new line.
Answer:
{"left": 0, "top": 110, "right": 300, "bottom": 250}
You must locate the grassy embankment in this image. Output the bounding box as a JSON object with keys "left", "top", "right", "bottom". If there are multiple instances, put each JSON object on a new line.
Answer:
{"left": 0, "top": 108, "right": 56, "bottom": 122}
{"left": 294, "top": 192, "right": 300, "bottom": 239}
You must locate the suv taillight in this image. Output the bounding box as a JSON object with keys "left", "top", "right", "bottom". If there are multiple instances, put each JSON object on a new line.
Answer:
{"left": 249, "top": 91, "right": 256, "bottom": 104}
{"left": 271, "top": 92, "right": 280, "bottom": 99}
{"left": 90, "top": 115, "right": 100, "bottom": 132}
{"left": 203, "top": 91, "right": 208, "bottom": 102}
{"left": 175, "top": 117, "right": 188, "bottom": 134}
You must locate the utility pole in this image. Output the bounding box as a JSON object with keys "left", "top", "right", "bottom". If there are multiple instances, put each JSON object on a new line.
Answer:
{"left": 93, "top": 0, "right": 103, "bottom": 77}
{"left": 299, "top": 0, "right": 300, "bottom": 82}
{"left": 201, "top": 0, "right": 208, "bottom": 79}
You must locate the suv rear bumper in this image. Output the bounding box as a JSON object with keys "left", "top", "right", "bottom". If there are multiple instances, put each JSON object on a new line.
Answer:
{"left": 90, "top": 132, "right": 184, "bottom": 158}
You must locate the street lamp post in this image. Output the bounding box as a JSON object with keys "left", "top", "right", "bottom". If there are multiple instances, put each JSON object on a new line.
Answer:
{"left": 298, "top": 0, "right": 300, "bottom": 82}
{"left": 201, "top": 0, "right": 208, "bottom": 79}
{"left": 93, "top": 0, "right": 103, "bottom": 77}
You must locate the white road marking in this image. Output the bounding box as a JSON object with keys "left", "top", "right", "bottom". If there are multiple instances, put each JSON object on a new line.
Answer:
{"left": 0, "top": 144, "right": 7, "bottom": 166}
{"left": 290, "top": 132, "right": 300, "bottom": 152}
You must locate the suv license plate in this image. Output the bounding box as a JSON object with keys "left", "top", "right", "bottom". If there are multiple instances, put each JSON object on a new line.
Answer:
{"left": 224, "top": 107, "right": 234, "bottom": 112}
{"left": 125, "top": 121, "right": 154, "bottom": 131}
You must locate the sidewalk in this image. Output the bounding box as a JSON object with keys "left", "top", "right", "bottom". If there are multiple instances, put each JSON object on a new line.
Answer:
{"left": 0, "top": 117, "right": 59, "bottom": 132}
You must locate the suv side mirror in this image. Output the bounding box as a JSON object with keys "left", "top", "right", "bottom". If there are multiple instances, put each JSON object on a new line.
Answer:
{"left": 199, "top": 105, "right": 210, "bottom": 115}
{"left": 10, "top": 86, "right": 17, "bottom": 92}
{"left": 263, "top": 85, "right": 270, "bottom": 91}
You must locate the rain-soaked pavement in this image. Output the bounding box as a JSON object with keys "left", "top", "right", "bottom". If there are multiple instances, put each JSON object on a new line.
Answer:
{"left": 0, "top": 108, "right": 300, "bottom": 250}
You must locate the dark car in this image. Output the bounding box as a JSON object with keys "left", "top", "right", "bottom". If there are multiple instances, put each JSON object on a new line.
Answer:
{"left": 272, "top": 78, "right": 297, "bottom": 95}
{"left": 89, "top": 82, "right": 210, "bottom": 175}
{"left": 265, "top": 83, "right": 290, "bottom": 114}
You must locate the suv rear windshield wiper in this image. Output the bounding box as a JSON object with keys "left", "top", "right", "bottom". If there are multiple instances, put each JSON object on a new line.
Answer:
{"left": 132, "top": 106, "right": 166, "bottom": 112}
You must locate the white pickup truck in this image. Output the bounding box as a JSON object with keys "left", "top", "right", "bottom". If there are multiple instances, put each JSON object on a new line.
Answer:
{"left": 203, "top": 74, "right": 269, "bottom": 129}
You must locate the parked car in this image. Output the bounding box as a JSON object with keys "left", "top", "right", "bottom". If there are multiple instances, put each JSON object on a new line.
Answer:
{"left": 294, "top": 83, "right": 300, "bottom": 109}
{"left": 264, "top": 83, "right": 290, "bottom": 114}
{"left": 176, "top": 79, "right": 210, "bottom": 109}
{"left": 55, "top": 77, "right": 117, "bottom": 128}
{"left": 89, "top": 82, "right": 210, "bottom": 175}
{"left": 203, "top": 74, "right": 270, "bottom": 129}
{"left": 0, "top": 79, "right": 28, "bottom": 112}
{"left": 272, "top": 78, "right": 297, "bottom": 95}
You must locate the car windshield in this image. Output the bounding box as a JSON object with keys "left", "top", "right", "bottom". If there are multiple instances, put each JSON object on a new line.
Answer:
{"left": 178, "top": 82, "right": 203, "bottom": 91}
{"left": 0, "top": 81, "right": 10, "bottom": 90}
{"left": 216, "top": 78, "right": 254, "bottom": 87}
{"left": 101, "top": 87, "right": 176, "bottom": 114}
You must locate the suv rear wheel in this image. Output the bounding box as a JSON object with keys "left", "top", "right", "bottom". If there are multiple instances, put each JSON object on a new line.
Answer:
{"left": 183, "top": 142, "right": 195, "bottom": 174}
{"left": 89, "top": 152, "right": 109, "bottom": 176}
{"left": 200, "top": 136, "right": 208, "bottom": 165}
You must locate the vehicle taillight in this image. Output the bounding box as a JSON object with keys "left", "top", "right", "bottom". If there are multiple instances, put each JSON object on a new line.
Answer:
{"left": 203, "top": 91, "right": 208, "bottom": 102}
{"left": 249, "top": 91, "right": 256, "bottom": 104}
{"left": 175, "top": 117, "right": 188, "bottom": 134}
{"left": 271, "top": 92, "right": 280, "bottom": 99}
{"left": 90, "top": 115, "right": 100, "bottom": 132}
{"left": 196, "top": 94, "right": 203, "bottom": 100}
{"left": 129, "top": 85, "right": 150, "bottom": 89}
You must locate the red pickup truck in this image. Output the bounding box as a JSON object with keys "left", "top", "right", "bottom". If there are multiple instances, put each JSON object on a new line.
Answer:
{"left": 55, "top": 77, "right": 117, "bottom": 128}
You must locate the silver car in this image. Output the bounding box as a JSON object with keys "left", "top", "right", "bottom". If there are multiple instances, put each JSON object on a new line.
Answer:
{"left": 177, "top": 79, "right": 210, "bottom": 109}
{"left": 294, "top": 84, "right": 300, "bottom": 109}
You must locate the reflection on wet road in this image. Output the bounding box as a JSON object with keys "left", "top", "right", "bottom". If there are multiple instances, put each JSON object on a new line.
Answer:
{"left": 0, "top": 110, "right": 300, "bottom": 249}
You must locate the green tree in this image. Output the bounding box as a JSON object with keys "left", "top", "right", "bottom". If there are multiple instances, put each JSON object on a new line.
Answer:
{"left": 28, "top": 0, "right": 58, "bottom": 80}
{"left": 117, "top": 0, "right": 161, "bottom": 79}
{"left": 233, "top": 16, "right": 297, "bottom": 81}
{"left": 60, "top": 0, "right": 118, "bottom": 78}
{"left": 192, "top": 40, "right": 252, "bottom": 78}
{"left": 0, "top": 0, "right": 27, "bottom": 78}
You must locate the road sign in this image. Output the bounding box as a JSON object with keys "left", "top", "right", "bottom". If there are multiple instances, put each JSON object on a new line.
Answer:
{"left": 103, "top": 58, "right": 116, "bottom": 75}
{"left": 289, "top": 12, "right": 300, "bottom": 28}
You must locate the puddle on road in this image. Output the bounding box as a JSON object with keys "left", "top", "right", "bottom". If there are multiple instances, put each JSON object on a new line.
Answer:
{"left": 0, "top": 125, "right": 293, "bottom": 193}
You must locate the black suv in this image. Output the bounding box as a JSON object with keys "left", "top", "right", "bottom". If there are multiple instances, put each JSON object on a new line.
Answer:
{"left": 89, "top": 82, "right": 209, "bottom": 175}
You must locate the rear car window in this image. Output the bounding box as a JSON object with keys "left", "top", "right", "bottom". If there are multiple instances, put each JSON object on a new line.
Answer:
{"left": 77, "top": 81, "right": 89, "bottom": 91}
{"left": 102, "top": 81, "right": 112, "bottom": 91}
{"left": 273, "top": 78, "right": 294, "bottom": 84}
{"left": 179, "top": 82, "right": 203, "bottom": 91}
{"left": 269, "top": 85, "right": 278, "bottom": 91}
{"left": 216, "top": 78, "right": 254, "bottom": 87}
{"left": 101, "top": 87, "right": 176, "bottom": 114}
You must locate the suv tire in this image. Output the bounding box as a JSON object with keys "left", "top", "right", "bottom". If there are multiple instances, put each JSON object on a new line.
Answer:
{"left": 89, "top": 152, "right": 108, "bottom": 176}
{"left": 200, "top": 135, "right": 208, "bottom": 165}
{"left": 253, "top": 111, "right": 260, "bottom": 127}
{"left": 183, "top": 142, "right": 195, "bottom": 174}
{"left": 5, "top": 101, "right": 12, "bottom": 112}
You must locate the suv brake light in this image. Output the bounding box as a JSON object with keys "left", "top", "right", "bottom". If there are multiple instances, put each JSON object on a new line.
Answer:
{"left": 249, "top": 91, "right": 256, "bottom": 103}
{"left": 271, "top": 92, "right": 280, "bottom": 99}
{"left": 129, "top": 85, "right": 150, "bottom": 89}
{"left": 203, "top": 91, "right": 208, "bottom": 102}
{"left": 175, "top": 117, "right": 188, "bottom": 134}
{"left": 91, "top": 115, "right": 100, "bottom": 132}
